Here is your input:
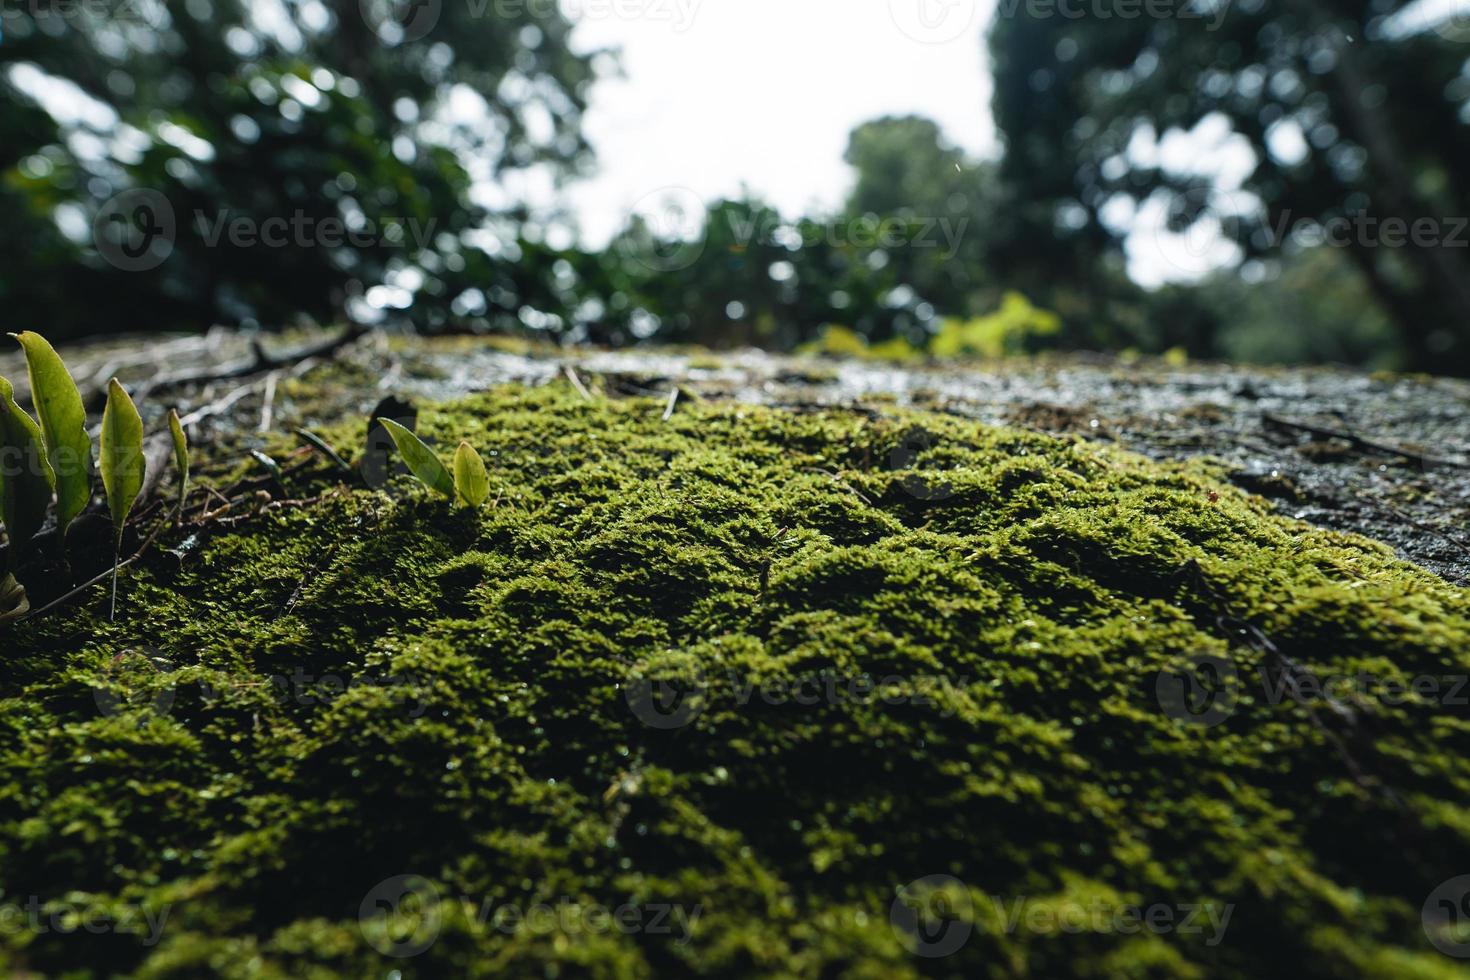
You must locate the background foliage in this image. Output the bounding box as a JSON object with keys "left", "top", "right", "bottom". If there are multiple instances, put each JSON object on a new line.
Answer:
{"left": 3, "top": 0, "right": 1467, "bottom": 373}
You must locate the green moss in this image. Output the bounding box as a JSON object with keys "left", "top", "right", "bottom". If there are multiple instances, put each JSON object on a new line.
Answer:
{"left": 3, "top": 382, "right": 1469, "bottom": 978}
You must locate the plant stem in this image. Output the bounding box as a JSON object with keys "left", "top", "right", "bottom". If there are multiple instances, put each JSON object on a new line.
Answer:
{"left": 110, "top": 538, "right": 120, "bottom": 622}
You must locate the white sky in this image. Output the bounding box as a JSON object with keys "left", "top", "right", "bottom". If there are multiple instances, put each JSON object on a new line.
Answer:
{"left": 555, "top": 0, "right": 1255, "bottom": 288}
{"left": 562, "top": 0, "right": 997, "bottom": 244}
{"left": 13, "top": 0, "right": 1465, "bottom": 291}
{"left": 557, "top": 0, "right": 1469, "bottom": 288}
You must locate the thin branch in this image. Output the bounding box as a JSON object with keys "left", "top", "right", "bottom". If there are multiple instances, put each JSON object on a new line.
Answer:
{"left": 1262, "top": 413, "right": 1467, "bottom": 470}
{"left": 177, "top": 383, "right": 260, "bottom": 428}
{"left": 142, "top": 322, "right": 370, "bottom": 397}
{"left": 564, "top": 364, "right": 594, "bottom": 401}
{"left": 259, "top": 370, "right": 281, "bottom": 433}
{"left": 25, "top": 516, "right": 171, "bottom": 622}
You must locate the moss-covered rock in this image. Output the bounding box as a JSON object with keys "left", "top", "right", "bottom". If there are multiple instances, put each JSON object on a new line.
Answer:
{"left": 3, "top": 382, "right": 1469, "bottom": 978}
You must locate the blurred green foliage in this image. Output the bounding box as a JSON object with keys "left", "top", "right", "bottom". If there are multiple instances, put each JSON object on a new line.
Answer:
{"left": 989, "top": 0, "right": 1470, "bottom": 373}
{"left": 1, "top": 0, "right": 596, "bottom": 335}
{"left": 2, "top": 0, "right": 1466, "bottom": 373}
{"left": 931, "top": 292, "right": 1063, "bottom": 359}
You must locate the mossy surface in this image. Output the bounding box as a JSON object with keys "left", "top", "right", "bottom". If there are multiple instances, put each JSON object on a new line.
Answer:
{"left": 3, "top": 382, "right": 1470, "bottom": 978}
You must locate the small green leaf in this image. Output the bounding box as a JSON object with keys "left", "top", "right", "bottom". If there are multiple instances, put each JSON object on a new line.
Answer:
{"left": 11, "top": 332, "right": 93, "bottom": 537}
{"left": 0, "top": 572, "right": 27, "bottom": 623}
{"left": 295, "top": 428, "right": 352, "bottom": 474}
{"left": 250, "top": 450, "right": 283, "bottom": 483}
{"left": 0, "top": 376, "right": 55, "bottom": 561}
{"left": 101, "top": 378, "right": 145, "bottom": 544}
{"left": 167, "top": 408, "right": 189, "bottom": 514}
{"left": 453, "top": 441, "right": 490, "bottom": 508}
{"left": 377, "top": 418, "right": 453, "bottom": 498}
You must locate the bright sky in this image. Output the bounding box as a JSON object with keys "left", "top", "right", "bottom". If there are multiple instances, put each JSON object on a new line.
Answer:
{"left": 13, "top": 0, "right": 1465, "bottom": 290}
{"left": 562, "top": 0, "right": 997, "bottom": 244}
{"left": 558, "top": 0, "right": 1468, "bottom": 288}
{"left": 556, "top": 0, "right": 1256, "bottom": 288}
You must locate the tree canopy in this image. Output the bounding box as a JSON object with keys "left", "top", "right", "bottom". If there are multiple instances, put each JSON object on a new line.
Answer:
{"left": 988, "top": 0, "right": 1470, "bottom": 372}
{"left": 1, "top": 0, "right": 597, "bottom": 336}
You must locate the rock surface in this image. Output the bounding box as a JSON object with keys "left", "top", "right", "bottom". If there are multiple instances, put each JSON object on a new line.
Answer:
{"left": 2, "top": 334, "right": 1468, "bottom": 977}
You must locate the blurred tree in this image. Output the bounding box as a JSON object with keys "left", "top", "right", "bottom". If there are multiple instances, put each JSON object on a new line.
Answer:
{"left": 930, "top": 290, "right": 1062, "bottom": 358}
{"left": 602, "top": 118, "right": 1142, "bottom": 356}
{"left": 843, "top": 116, "right": 1003, "bottom": 329}
{"left": 0, "top": 0, "right": 597, "bottom": 339}
{"left": 845, "top": 115, "right": 1185, "bottom": 357}
{"left": 1202, "top": 244, "right": 1400, "bottom": 368}
{"left": 608, "top": 197, "right": 803, "bottom": 347}
{"left": 989, "top": 0, "right": 1470, "bottom": 373}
